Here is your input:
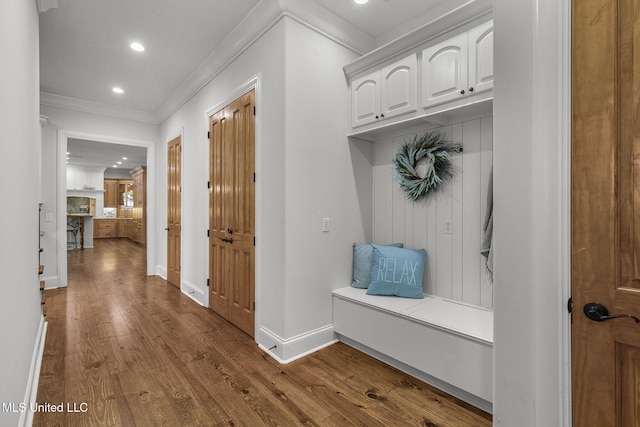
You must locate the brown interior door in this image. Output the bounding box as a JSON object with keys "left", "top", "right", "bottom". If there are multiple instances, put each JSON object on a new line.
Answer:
{"left": 209, "top": 89, "right": 255, "bottom": 337}
{"left": 167, "top": 136, "right": 181, "bottom": 287}
{"left": 572, "top": 0, "right": 640, "bottom": 425}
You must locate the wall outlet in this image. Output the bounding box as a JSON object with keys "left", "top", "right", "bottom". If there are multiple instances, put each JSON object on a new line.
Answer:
{"left": 45, "top": 212, "right": 53, "bottom": 222}
{"left": 322, "top": 217, "right": 331, "bottom": 232}
{"left": 444, "top": 220, "right": 453, "bottom": 234}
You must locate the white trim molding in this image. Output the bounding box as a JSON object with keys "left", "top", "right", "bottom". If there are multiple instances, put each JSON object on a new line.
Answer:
{"left": 41, "top": 92, "right": 160, "bottom": 124}
{"left": 181, "top": 279, "right": 206, "bottom": 306}
{"left": 19, "top": 316, "right": 47, "bottom": 427}
{"left": 258, "top": 325, "right": 337, "bottom": 364}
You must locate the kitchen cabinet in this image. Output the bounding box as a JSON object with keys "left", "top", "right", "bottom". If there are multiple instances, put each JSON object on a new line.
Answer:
{"left": 351, "top": 54, "right": 417, "bottom": 129}
{"left": 344, "top": 10, "right": 493, "bottom": 140}
{"left": 422, "top": 20, "right": 493, "bottom": 109}
{"left": 66, "top": 165, "right": 105, "bottom": 190}
{"left": 94, "top": 219, "right": 117, "bottom": 239}
{"left": 130, "top": 166, "right": 146, "bottom": 246}
{"left": 104, "top": 179, "right": 119, "bottom": 207}
{"left": 118, "top": 180, "right": 133, "bottom": 207}
{"left": 117, "top": 218, "right": 130, "bottom": 238}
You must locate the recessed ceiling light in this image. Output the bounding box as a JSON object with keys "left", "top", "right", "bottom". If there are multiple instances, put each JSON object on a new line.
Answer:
{"left": 113, "top": 165, "right": 118, "bottom": 168}
{"left": 117, "top": 161, "right": 122, "bottom": 164}
{"left": 122, "top": 157, "right": 128, "bottom": 160}
{"left": 354, "top": 0, "right": 369, "bottom": 4}
{"left": 130, "top": 42, "right": 145, "bottom": 52}
{"left": 112, "top": 87, "right": 124, "bottom": 94}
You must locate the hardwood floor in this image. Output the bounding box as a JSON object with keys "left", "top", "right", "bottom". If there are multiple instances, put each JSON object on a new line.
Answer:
{"left": 35, "top": 239, "right": 491, "bottom": 426}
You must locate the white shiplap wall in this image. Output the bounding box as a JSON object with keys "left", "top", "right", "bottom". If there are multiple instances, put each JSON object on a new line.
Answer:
{"left": 372, "top": 116, "right": 493, "bottom": 309}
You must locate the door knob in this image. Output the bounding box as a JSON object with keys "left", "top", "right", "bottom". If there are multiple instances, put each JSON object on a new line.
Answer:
{"left": 583, "top": 302, "right": 640, "bottom": 323}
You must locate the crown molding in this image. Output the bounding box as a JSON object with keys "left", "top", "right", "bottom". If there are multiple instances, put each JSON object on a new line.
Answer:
{"left": 343, "top": 0, "right": 493, "bottom": 78}
{"left": 39, "top": 115, "right": 49, "bottom": 127}
{"left": 153, "top": 0, "right": 375, "bottom": 122}
{"left": 40, "top": 92, "right": 161, "bottom": 124}
{"left": 41, "top": 0, "right": 376, "bottom": 125}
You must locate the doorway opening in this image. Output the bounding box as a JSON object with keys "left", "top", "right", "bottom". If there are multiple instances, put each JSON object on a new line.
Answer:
{"left": 56, "top": 130, "right": 156, "bottom": 287}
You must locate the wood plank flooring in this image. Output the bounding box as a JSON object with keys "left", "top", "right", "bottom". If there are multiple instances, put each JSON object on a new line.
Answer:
{"left": 35, "top": 239, "right": 491, "bottom": 426}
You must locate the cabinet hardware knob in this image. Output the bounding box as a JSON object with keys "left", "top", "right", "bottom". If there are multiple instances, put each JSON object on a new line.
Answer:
{"left": 380, "top": 114, "right": 385, "bottom": 118}
{"left": 469, "top": 87, "right": 474, "bottom": 92}
{"left": 375, "top": 115, "right": 379, "bottom": 119}
{"left": 460, "top": 89, "right": 465, "bottom": 95}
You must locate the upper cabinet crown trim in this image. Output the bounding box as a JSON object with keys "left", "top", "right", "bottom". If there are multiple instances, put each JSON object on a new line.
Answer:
{"left": 343, "top": 0, "right": 493, "bottom": 79}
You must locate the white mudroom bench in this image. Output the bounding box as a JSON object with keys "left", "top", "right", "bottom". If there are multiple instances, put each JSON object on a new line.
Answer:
{"left": 332, "top": 286, "right": 493, "bottom": 413}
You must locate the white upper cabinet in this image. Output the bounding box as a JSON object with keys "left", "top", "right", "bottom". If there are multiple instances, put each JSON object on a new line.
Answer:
{"left": 422, "top": 21, "right": 493, "bottom": 109}
{"left": 421, "top": 33, "right": 468, "bottom": 108}
{"left": 351, "top": 54, "right": 417, "bottom": 129}
{"left": 380, "top": 55, "right": 417, "bottom": 120}
{"left": 351, "top": 71, "right": 380, "bottom": 128}
{"left": 344, "top": 1, "right": 493, "bottom": 138}
{"left": 468, "top": 20, "right": 494, "bottom": 95}
{"left": 66, "top": 165, "right": 106, "bottom": 190}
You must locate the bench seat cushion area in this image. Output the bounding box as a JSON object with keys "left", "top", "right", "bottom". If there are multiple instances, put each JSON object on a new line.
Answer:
{"left": 332, "top": 287, "right": 493, "bottom": 412}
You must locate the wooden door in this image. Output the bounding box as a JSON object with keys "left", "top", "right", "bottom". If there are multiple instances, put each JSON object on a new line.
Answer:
{"left": 209, "top": 89, "right": 255, "bottom": 337}
{"left": 421, "top": 32, "right": 468, "bottom": 108}
{"left": 167, "top": 136, "right": 181, "bottom": 287}
{"left": 572, "top": 0, "right": 640, "bottom": 425}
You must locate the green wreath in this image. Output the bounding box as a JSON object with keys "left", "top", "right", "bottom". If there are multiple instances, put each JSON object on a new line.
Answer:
{"left": 393, "top": 131, "right": 462, "bottom": 202}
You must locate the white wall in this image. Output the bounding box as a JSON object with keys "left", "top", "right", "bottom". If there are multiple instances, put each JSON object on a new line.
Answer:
{"left": 282, "top": 18, "right": 370, "bottom": 341}
{"left": 0, "top": 1, "right": 43, "bottom": 425}
{"left": 156, "top": 16, "right": 368, "bottom": 359}
{"left": 39, "top": 105, "right": 159, "bottom": 287}
{"left": 372, "top": 118, "right": 493, "bottom": 309}
{"left": 493, "top": 0, "right": 571, "bottom": 425}
{"left": 158, "top": 18, "right": 288, "bottom": 331}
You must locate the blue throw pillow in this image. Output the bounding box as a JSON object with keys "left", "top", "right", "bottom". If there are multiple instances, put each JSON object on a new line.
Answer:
{"left": 351, "top": 243, "right": 403, "bottom": 288}
{"left": 366, "top": 244, "right": 427, "bottom": 298}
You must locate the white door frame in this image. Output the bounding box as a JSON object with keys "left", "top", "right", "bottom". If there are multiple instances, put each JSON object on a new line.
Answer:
{"left": 56, "top": 129, "right": 156, "bottom": 286}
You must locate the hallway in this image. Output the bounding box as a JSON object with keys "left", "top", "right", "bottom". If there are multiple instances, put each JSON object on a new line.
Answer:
{"left": 34, "top": 239, "right": 491, "bottom": 426}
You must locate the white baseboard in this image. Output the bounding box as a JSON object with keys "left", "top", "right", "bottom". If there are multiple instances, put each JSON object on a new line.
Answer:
{"left": 181, "top": 279, "right": 205, "bottom": 306}
{"left": 155, "top": 266, "right": 167, "bottom": 280}
{"left": 20, "top": 316, "right": 48, "bottom": 427}
{"left": 258, "top": 324, "right": 337, "bottom": 364}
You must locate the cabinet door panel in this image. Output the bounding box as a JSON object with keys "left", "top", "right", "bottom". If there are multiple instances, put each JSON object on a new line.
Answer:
{"left": 351, "top": 71, "right": 380, "bottom": 128}
{"left": 381, "top": 54, "right": 417, "bottom": 120}
{"left": 422, "top": 33, "right": 468, "bottom": 108}
{"left": 468, "top": 21, "right": 494, "bottom": 95}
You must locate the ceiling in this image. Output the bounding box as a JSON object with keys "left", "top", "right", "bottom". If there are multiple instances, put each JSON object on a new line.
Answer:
{"left": 67, "top": 138, "right": 147, "bottom": 176}
{"left": 39, "top": 0, "right": 452, "bottom": 117}
{"left": 41, "top": 0, "right": 452, "bottom": 170}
